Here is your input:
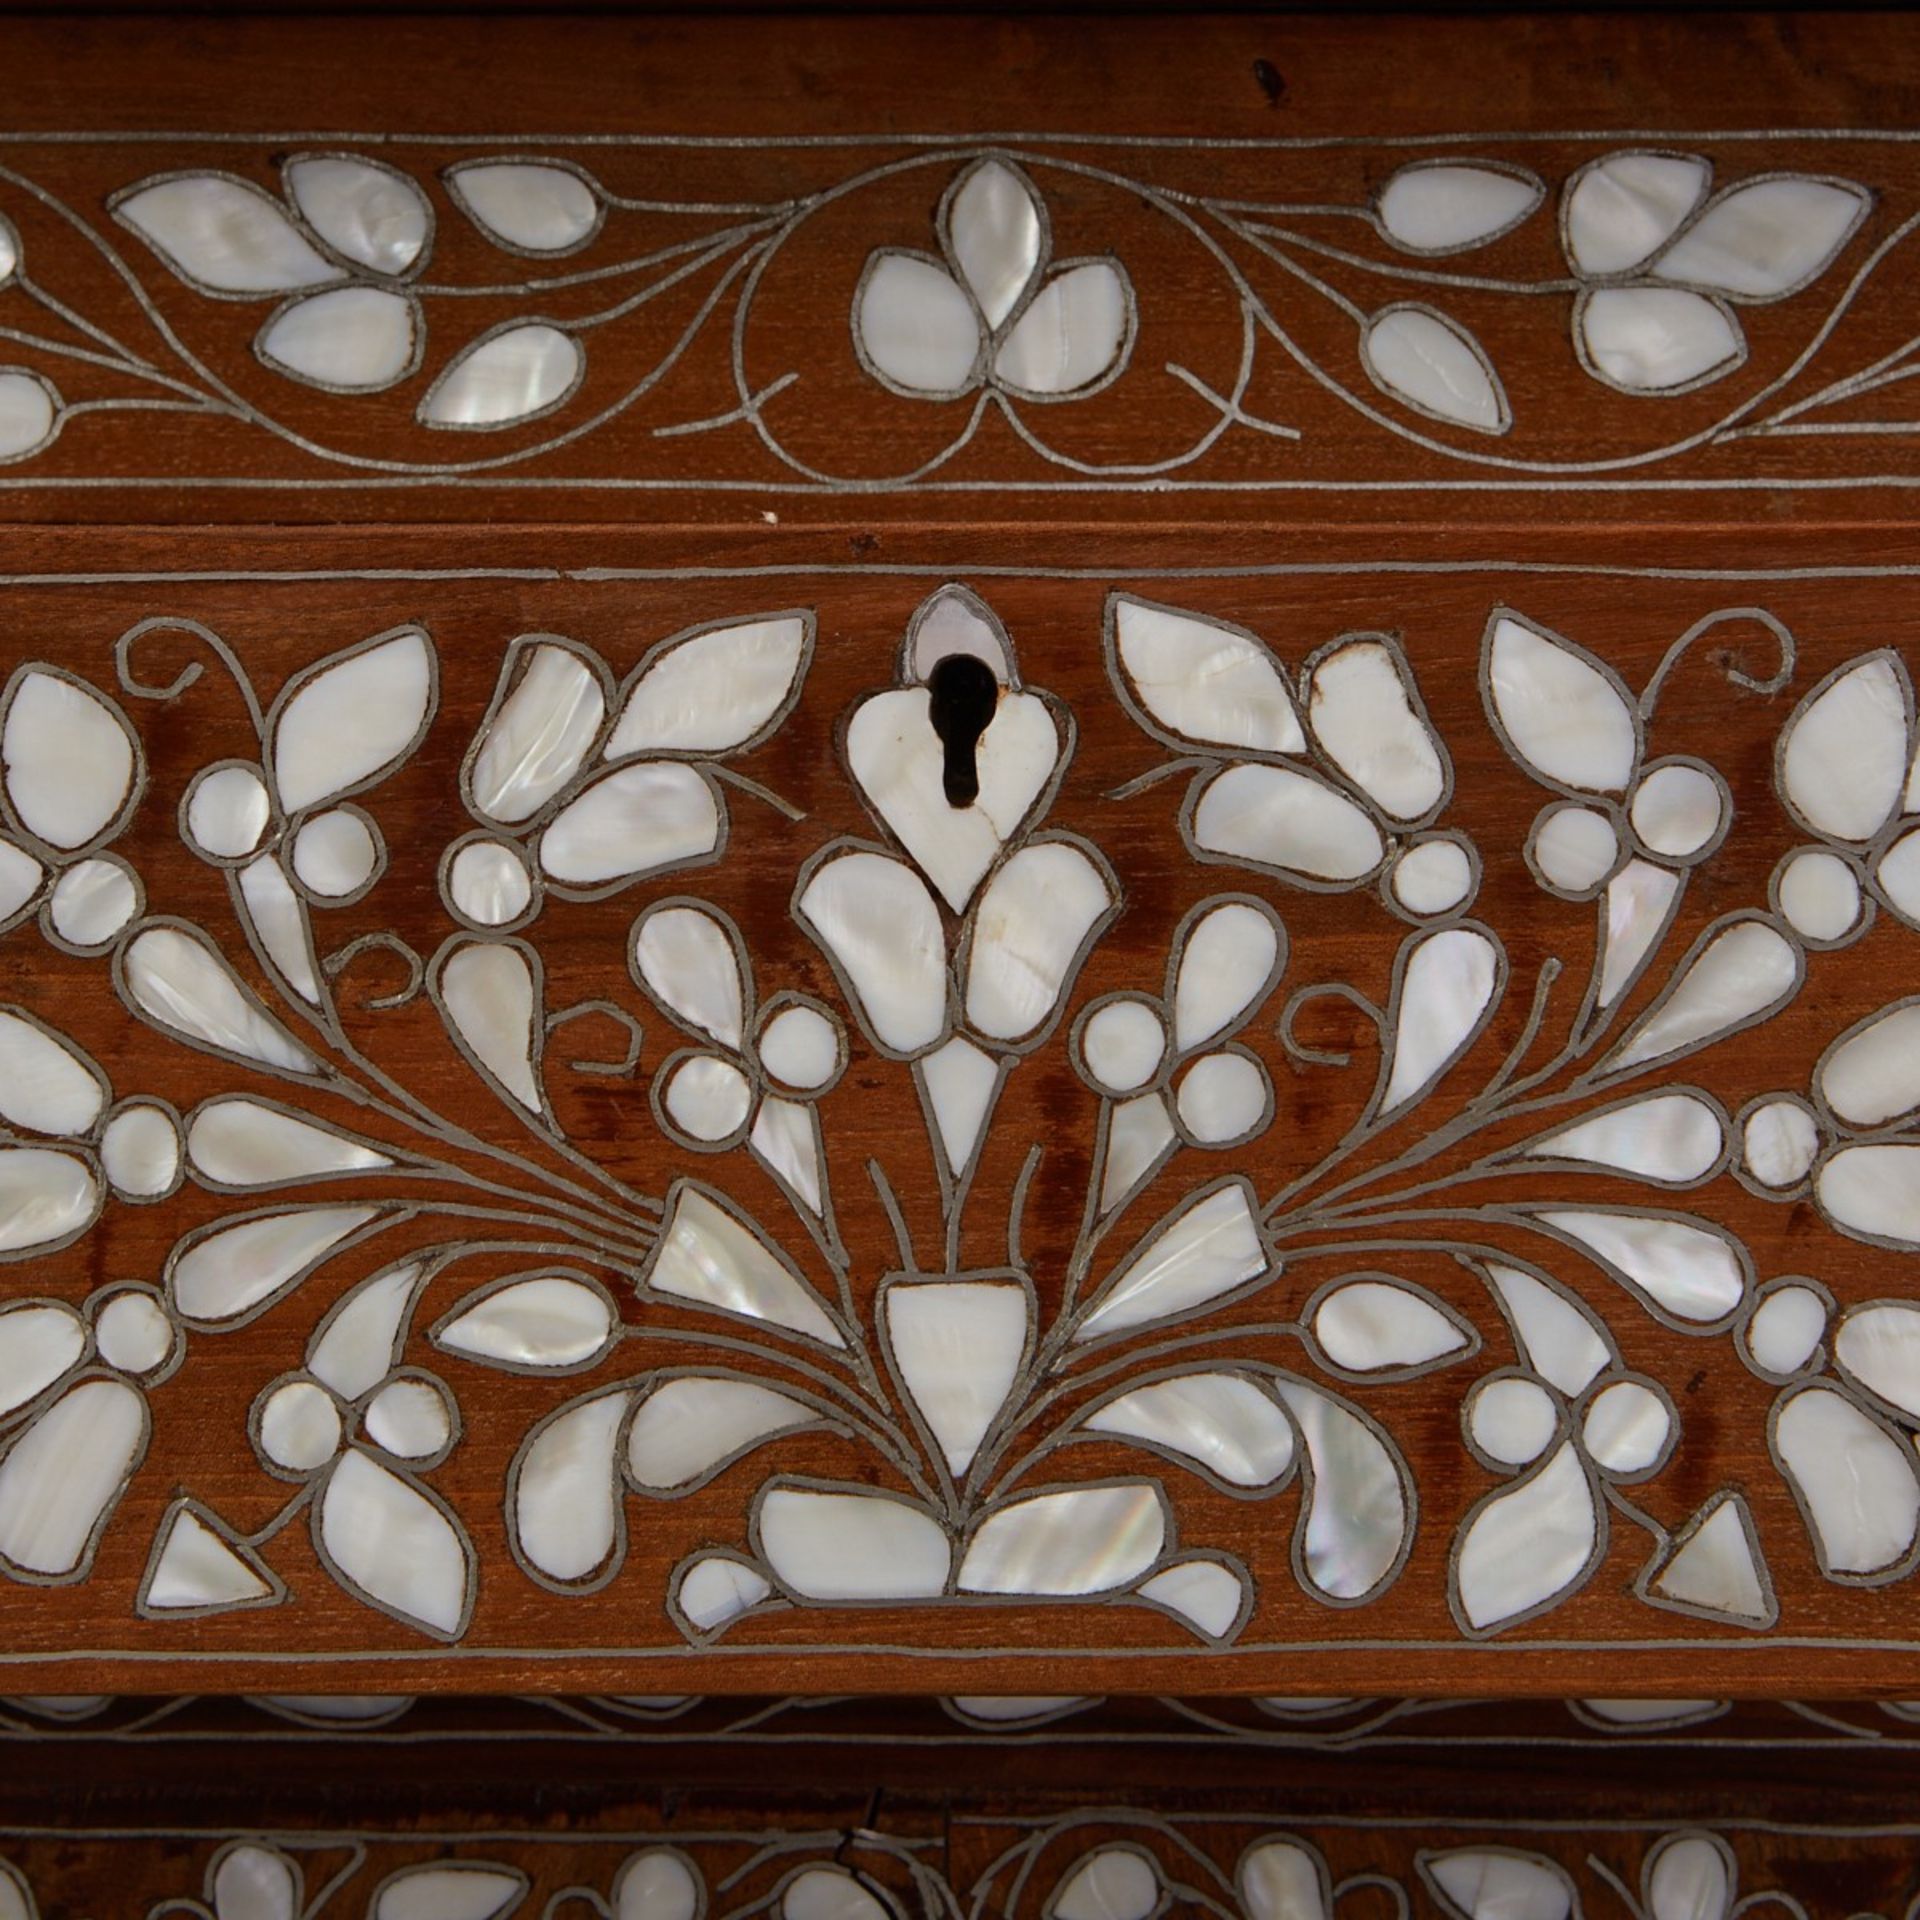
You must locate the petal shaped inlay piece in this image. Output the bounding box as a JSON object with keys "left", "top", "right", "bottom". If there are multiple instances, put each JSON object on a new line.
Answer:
{"left": 964, "top": 841, "right": 1112, "bottom": 1041}
{"left": 857, "top": 254, "right": 981, "bottom": 394}
{"left": 1305, "top": 639, "right": 1445, "bottom": 821}
{"left": 994, "top": 261, "right": 1131, "bottom": 395}
{"left": 1455, "top": 1442, "right": 1596, "bottom": 1631}
{"left": 0, "top": 373, "right": 57, "bottom": 463}
{"left": 469, "top": 642, "right": 606, "bottom": 825}
{"left": 626, "top": 1377, "right": 817, "bottom": 1491}
{"left": 959, "top": 1483, "right": 1163, "bottom": 1595}
{"left": 945, "top": 160, "right": 1041, "bottom": 326}
{"left": 539, "top": 763, "right": 719, "bottom": 888}
{"left": 0, "top": 1379, "right": 144, "bottom": 1577}
{"left": 1191, "top": 764, "right": 1385, "bottom": 882}
{"left": 0, "top": 1302, "right": 85, "bottom": 1418}
{"left": 1775, "top": 1385, "right": 1920, "bottom": 1576}
{"left": 0, "top": 1148, "right": 95, "bottom": 1256}
{"left": 646, "top": 1186, "right": 844, "bottom": 1347}
{"left": 1425, "top": 1849, "right": 1572, "bottom": 1920}
{"left": 634, "top": 905, "right": 746, "bottom": 1048}
{"left": 320, "top": 1448, "right": 471, "bottom": 1636}
{"left": 1314, "top": 1281, "right": 1470, "bottom": 1372}
{"left": 1077, "top": 1183, "right": 1268, "bottom": 1340}
{"left": 797, "top": 851, "right": 947, "bottom": 1054}
{"left": 1486, "top": 614, "right": 1637, "bottom": 793}
{"left": 1531, "top": 1093, "right": 1724, "bottom": 1184}
{"left": 1273, "top": 1382, "right": 1406, "bottom": 1601}
{"left": 0, "top": 1012, "right": 102, "bottom": 1137}
{"left": 512, "top": 1392, "right": 627, "bottom": 1585}
{"left": 757, "top": 1486, "right": 950, "bottom": 1599}
{"left": 440, "top": 940, "right": 541, "bottom": 1110}
{"left": 1087, "top": 1372, "right": 1294, "bottom": 1488}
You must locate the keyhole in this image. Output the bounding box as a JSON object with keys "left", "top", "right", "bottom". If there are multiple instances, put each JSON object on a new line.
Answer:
{"left": 927, "top": 653, "right": 998, "bottom": 808}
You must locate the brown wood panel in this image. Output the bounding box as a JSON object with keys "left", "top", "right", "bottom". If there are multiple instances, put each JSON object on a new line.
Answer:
{"left": 0, "top": 522, "right": 1915, "bottom": 1695}
{"left": 1, "top": 1798, "right": 1914, "bottom": 1920}
{"left": 0, "top": 13, "right": 1916, "bottom": 521}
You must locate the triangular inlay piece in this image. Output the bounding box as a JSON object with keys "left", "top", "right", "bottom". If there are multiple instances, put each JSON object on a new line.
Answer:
{"left": 1648, "top": 1493, "right": 1775, "bottom": 1625}
{"left": 918, "top": 1036, "right": 1002, "bottom": 1184}
{"left": 140, "top": 1501, "right": 283, "bottom": 1616}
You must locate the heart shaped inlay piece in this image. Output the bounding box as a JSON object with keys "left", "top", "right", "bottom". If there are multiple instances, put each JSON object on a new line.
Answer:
{"left": 847, "top": 686, "right": 1060, "bottom": 910}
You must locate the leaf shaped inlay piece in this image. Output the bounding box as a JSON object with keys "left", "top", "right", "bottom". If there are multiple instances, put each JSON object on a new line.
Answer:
{"left": 284, "top": 154, "right": 430, "bottom": 276}
{"left": 114, "top": 175, "right": 343, "bottom": 294}
{"left": 645, "top": 1185, "right": 844, "bottom": 1347}
{"left": 258, "top": 286, "right": 419, "bottom": 392}
{"left": 1651, "top": 175, "right": 1869, "bottom": 298}
{"left": 2, "top": 669, "right": 136, "bottom": 851}
{"left": 1563, "top": 150, "right": 1711, "bottom": 276}
{"left": 1362, "top": 305, "right": 1509, "bottom": 434}
{"left": 1109, "top": 597, "right": 1304, "bottom": 756}
{"left": 1454, "top": 1442, "right": 1597, "bottom": 1632}
{"left": 1377, "top": 162, "right": 1542, "bottom": 255}
{"left": 0, "top": 1378, "right": 145, "bottom": 1577}
{"left": 1578, "top": 287, "right": 1743, "bottom": 393}
{"left": 272, "top": 628, "right": 433, "bottom": 815}
{"left": 421, "top": 323, "right": 582, "bottom": 428}
{"left": 608, "top": 616, "right": 810, "bottom": 756}
{"left": 449, "top": 160, "right": 601, "bottom": 254}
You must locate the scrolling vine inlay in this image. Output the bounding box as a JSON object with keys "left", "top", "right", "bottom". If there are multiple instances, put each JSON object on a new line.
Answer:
{"left": 0, "top": 135, "right": 1916, "bottom": 493}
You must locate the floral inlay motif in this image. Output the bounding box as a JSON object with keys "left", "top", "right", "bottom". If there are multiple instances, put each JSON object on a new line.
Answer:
{"left": 0, "top": 577, "right": 1918, "bottom": 1653}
